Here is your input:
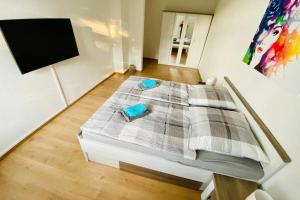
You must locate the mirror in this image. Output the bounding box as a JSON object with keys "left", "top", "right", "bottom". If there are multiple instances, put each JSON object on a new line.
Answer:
{"left": 170, "top": 14, "right": 185, "bottom": 64}
{"left": 170, "top": 14, "right": 197, "bottom": 66}
{"left": 171, "top": 47, "right": 179, "bottom": 64}
{"left": 180, "top": 16, "right": 196, "bottom": 65}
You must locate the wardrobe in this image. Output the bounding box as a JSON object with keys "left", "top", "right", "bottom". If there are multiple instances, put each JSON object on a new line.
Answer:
{"left": 158, "top": 11, "right": 212, "bottom": 68}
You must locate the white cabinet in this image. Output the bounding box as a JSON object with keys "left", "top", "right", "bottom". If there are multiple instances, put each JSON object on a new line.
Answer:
{"left": 158, "top": 12, "right": 212, "bottom": 68}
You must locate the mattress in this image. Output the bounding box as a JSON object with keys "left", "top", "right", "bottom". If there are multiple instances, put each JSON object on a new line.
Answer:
{"left": 80, "top": 130, "right": 264, "bottom": 181}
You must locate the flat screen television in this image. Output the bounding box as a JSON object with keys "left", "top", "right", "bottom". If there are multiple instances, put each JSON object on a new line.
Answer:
{"left": 0, "top": 18, "right": 79, "bottom": 74}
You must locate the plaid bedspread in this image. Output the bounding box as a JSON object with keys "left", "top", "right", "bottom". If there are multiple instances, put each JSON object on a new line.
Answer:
{"left": 188, "top": 106, "right": 268, "bottom": 163}
{"left": 81, "top": 92, "right": 196, "bottom": 160}
{"left": 116, "top": 76, "right": 189, "bottom": 106}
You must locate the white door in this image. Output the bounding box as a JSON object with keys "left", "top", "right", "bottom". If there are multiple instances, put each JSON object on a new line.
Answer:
{"left": 158, "top": 12, "right": 176, "bottom": 64}
{"left": 186, "top": 15, "right": 212, "bottom": 68}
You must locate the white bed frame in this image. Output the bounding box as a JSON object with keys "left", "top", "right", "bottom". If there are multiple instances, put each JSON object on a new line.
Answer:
{"left": 77, "top": 76, "right": 291, "bottom": 190}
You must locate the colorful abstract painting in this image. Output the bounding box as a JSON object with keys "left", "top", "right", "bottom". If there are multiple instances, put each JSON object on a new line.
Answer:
{"left": 243, "top": 0, "right": 300, "bottom": 94}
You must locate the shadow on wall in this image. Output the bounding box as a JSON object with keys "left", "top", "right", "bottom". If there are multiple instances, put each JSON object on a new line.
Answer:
{"left": 53, "top": 17, "right": 131, "bottom": 71}
{"left": 73, "top": 18, "right": 130, "bottom": 71}
{"left": 78, "top": 18, "right": 129, "bottom": 39}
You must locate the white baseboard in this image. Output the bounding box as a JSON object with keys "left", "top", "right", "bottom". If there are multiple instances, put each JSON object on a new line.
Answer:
{"left": 0, "top": 71, "right": 115, "bottom": 158}
{"left": 0, "top": 107, "right": 65, "bottom": 157}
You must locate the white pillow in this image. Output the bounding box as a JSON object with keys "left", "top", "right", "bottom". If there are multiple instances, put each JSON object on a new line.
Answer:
{"left": 188, "top": 85, "right": 237, "bottom": 110}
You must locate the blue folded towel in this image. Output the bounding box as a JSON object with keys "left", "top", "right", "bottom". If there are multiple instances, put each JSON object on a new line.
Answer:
{"left": 141, "top": 79, "right": 158, "bottom": 88}
{"left": 123, "top": 103, "right": 148, "bottom": 118}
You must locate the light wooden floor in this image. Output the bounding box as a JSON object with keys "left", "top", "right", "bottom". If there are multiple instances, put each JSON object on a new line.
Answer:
{"left": 0, "top": 59, "right": 201, "bottom": 200}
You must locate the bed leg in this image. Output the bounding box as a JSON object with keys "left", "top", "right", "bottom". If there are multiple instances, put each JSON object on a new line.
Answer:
{"left": 201, "top": 178, "right": 214, "bottom": 200}
{"left": 77, "top": 132, "right": 89, "bottom": 161}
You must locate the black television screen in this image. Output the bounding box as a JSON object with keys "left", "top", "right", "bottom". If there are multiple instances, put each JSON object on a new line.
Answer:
{"left": 0, "top": 18, "right": 79, "bottom": 74}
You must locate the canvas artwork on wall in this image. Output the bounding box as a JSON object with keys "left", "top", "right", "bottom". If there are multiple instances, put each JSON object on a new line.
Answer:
{"left": 243, "top": 0, "right": 300, "bottom": 94}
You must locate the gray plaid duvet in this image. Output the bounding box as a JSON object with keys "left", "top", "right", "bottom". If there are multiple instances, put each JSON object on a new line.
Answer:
{"left": 81, "top": 92, "right": 196, "bottom": 160}
{"left": 116, "top": 76, "right": 189, "bottom": 106}
{"left": 188, "top": 106, "right": 269, "bottom": 163}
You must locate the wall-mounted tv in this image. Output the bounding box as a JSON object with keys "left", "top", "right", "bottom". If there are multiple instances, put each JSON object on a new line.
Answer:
{"left": 0, "top": 18, "right": 79, "bottom": 74}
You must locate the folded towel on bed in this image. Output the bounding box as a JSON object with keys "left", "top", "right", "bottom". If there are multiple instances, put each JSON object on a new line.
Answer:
{"left": 124, "top": 103, "right": 147, "bottom": 117}
{"left": 121, "top": 103, "right": 150, "bottom": 121}
{"left": 139, "top": 79, "right": 159, "bottom": 90}
{"left": 142, "top": 79, "right": 157, "bottom": 88}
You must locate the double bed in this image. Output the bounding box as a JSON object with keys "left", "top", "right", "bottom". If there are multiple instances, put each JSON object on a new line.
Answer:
{"left": 78, "top": 76, "right": 289, "bottom": 190}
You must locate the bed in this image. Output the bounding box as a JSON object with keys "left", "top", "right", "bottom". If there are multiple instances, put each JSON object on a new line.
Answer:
{"left": 78, "top": 76, "right": 290, "bottom": 190}
{"left": 80, "top": 91, "right": 264, "bottom": 179}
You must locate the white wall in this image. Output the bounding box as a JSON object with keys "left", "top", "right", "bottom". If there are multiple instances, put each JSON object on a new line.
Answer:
{"left": 121, "top": 0, "right": 145, "bottom": 71}
{"left": 0, "top": 46, "right": 66, "bottom": 156}
{"left": 143, "top": 0, "right": 217, "bottom": 59}
{"left": 199, "top": 0, "right": 300, "bottom": 199}
{"left": 0, "top": 0, "right": 144, "bottom": 156}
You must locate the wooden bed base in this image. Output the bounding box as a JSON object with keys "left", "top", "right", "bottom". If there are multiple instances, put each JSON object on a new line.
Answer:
{"left": 119, "top": 161, "right": 202, "bottom": 190}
